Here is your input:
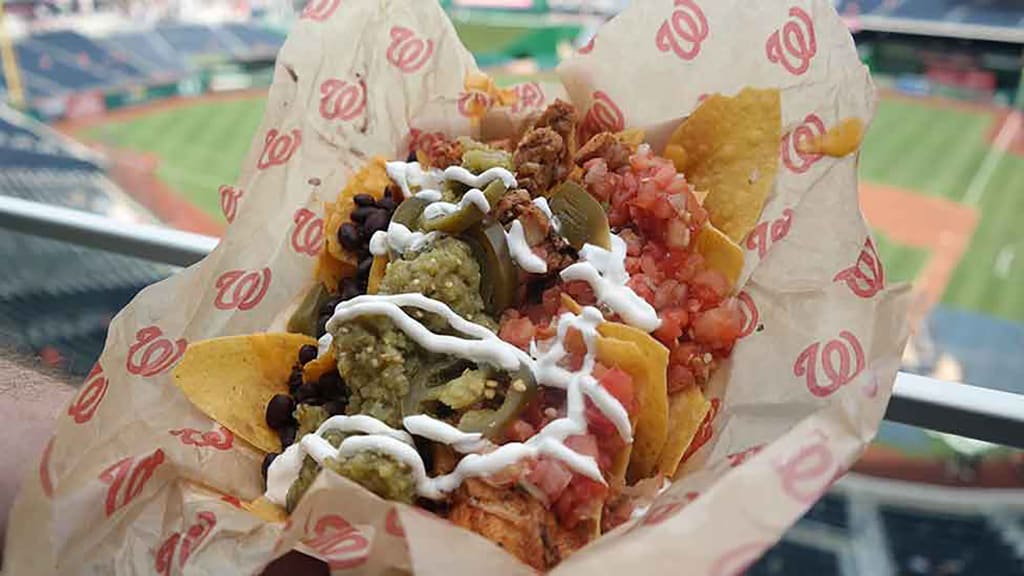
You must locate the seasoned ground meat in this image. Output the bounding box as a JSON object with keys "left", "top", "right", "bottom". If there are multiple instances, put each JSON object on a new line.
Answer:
{"left": 534, "top": 99, "right": 578, "bottom": 151}
{"left": 418, "top": 134, "right": 463, "bottom": 169}
{"left": 575, "top": 131, "right": 630, "bottom": 171}
{"left": 513, "top": 127, "right": 564, "bottom": 196}
{"left": 493, "top": 189, "right": 577, "bottom": 274}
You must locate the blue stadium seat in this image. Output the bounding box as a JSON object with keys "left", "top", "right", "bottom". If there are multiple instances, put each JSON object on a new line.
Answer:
{"left": 100, "top": 32, "right": 190, "bottom": 79}
{"left": 891, "top": 0, "right": 953, "bottom": 20}
{"left": 748, "top": 541, "right": 840, "bottom": 575}
{"left": 220, "top": 23, "right": 285, "bottom": 56}
{"left": 14, "top": 42, "right": 106, "bottom": 91}
{"left": 835, "top": 0, "right": 887, "bottom": 15}
{"left": 881, "top": 506, "right": 1023, "bottom": 575}
{"left": 155, "top": 24, "right": 233, "bottom": 59}
{"left": 31, "top": 31, "right": 145, "bottom": 83}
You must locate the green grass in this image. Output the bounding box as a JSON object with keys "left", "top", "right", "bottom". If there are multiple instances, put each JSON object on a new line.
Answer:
{"left": 81, "top": 98, "right": 267, "bottom": 219}
{"left": 862, "top": 99, "right": 1024, "bottom": 323}
{"left": 873, "top": 230, "right": 929, "bottom": 285}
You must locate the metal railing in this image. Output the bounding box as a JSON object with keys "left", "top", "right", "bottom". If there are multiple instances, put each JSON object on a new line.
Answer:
{"left": 2, "top": 195, "right": 1023, "bottom": 449}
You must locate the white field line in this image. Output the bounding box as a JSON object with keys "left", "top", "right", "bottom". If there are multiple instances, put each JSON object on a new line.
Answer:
{"left": 962, "top": 110, "right": 1020, "bottom": 207}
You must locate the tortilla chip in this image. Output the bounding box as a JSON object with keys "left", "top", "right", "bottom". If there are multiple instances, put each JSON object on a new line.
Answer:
{"left": 695, "top": 223, "right": 744, "bottom": 288}
{"left": 172, "top": 333, "right": 315, "bottom": 453}
{"left": 317, "top": 157, "right": 390, "bottom": 291}
{"left": 596, "top": 323, "right": 670, "bottom": 483}
{"left": 367, "top": 255, "right": 388, "bottom": 294}
{"left": 244, "top": 497, "right": 288, "bottom": 523}
{"left": 798, "top": 117, "right": 864, "bottom": 157}
{"left": 302, "top": 350, "right": 336, "bottom": 384}
{"left": 656, "top": 386, "right": 711, "bottom": 478}
{"left": 449, "top": 479, "right": 548, "bottom": 571}
{"left": 665, "top": 88, "right": 781, "bottom": 242}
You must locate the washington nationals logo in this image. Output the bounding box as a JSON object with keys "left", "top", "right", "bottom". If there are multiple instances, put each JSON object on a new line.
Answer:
{"left": 781, "top": 113, "right": 825, "bottom": 173}
{"left": 726, "top": 444, "right": 764, "bottom": 468}
{"left": 301, "top": 514, "right": 370, "bottom": 570}
{"left": 169, "top": 425, "right": 234, "bottom": 451}
{"left": 292, "top": 208, "right": 324, "bottom": 257}
{"left": 386, "top": 26, "right": 434, "bottom": 74}
{"left": 300, "top": 0, "right": 341, "bottom": 21}
{"left": 765, "top": 7, "right": 817, "bottom": 76}
{"left": 408, "top": 128, "right": 445, "bottom": 156}
{"left": 580, "top": 91, "right": 625, "bottom": 143}
{"left": 385, "top": 508, "right": 405, "bottom": 538}
{"left": 319, "top": 78, "right": 366, "bottom": 122}
{"left": 213, "top": 268, "right": 272, "bottom": 311}
{"left": 681, "top": 397, "right": 720, "bottom": 464}
{"left": 655, "top": 0, "right": 709, "bottom": 62}
{"left": 457, "top": 89, "right": 491, "bottom": 119}
{"left": 99, "top": 448, "right": 165, "bottom": 517}
{"left": 257, "top": 128, "right": 302, "bottom": 170}
{"left": 774, "top": 429, "right": 835, "bottom": 503}
{"left": 126, "top": 326, "right": 186, "bottom": 378}
{"left": 711, "top": 542, "right": 769, "bottom": 576}
{"left": 794, "top": 330, "right": 865, "bottom": 397}
{"left": 578, "top": 36, "right": 595, "bottom": 54}
{"left": 68, "top": 362, "right": 108, "bottom": 424}
{"left": 745, "top": 208, "right": 793, "bottom": 259}
{"left": 218, "top": 185, "right": 243, "bottom": 223}
{"left": 509, "top": 82, "right": 545, "bottom": 114}
{"left": 736, "top": 291, "right": 759, "bottom": 338}
{"left": 834, "top": 237, "right": 885, "bottom": 298}
{"left": 39, "top": 436, "right": 55, "bottom": 498}
{"left": 156, "top": 511, "right": 217, "bottom": 576}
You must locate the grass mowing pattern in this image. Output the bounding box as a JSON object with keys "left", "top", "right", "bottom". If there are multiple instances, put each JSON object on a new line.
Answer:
{"left": 82, "top": 98, "right": 267, "bottom": 219}
{"left": 861, "top": 99, "right": 1024, "bottom": 322}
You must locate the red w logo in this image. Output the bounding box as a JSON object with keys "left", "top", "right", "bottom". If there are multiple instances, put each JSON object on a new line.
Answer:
{"left": 99, "top": 449, "right": 165, "bottom": 517}
{"left": 386, "top": 26, "right": 434, "bottom": 74}
{"left": 794, "top": 331, "right": 866, "bottom": 398}
{"left": 213, "top": 268, "right": 272, "bottom": 311}
{"left": 655, "top": 0, "right": 709, "bottom": 61}
{"left": 765, "top": 7, "right": 817, "bottom": 76}
{"left": 126, "top": 327, "right": 185, "bottom": 378}
{"left": 834, "top": 237, "right": 885, "bottom": 298}
{"left": 68, "top": 362, "right": 108, "bottom": 424}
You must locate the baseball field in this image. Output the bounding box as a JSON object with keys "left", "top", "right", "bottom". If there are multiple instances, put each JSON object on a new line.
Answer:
{"left": 73, "top": 90, "right": 1024, "bottom": 325}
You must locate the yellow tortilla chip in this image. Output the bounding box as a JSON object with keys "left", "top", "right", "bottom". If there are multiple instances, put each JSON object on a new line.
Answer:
{"left": 302, "top": 349, "right": 336, "bottom": 384}
{"left": 596, "top": 323, "right": 670, "bottom": 483}
{"left": 243, "top": 497, "right": 288, "bottom": 523}
{"left": 656, "top": 386, "right": 711, "bottom": 478}
{"left": 172, "top": 333, "right": 315, "bottom": 453}
{"left": 317, "top": 157, "right": 391, "bottom": 291}
{"left": 695, "top": 223, "right": 744, "bottom": 288}
{"left": 367, "top": 255, "right": 388, "bottom": 294}
{"left": 799, "top": 117, "right": 864, "bottom": 157}
{"left": 665, "top": 88, "right": 781, "bottom": 242}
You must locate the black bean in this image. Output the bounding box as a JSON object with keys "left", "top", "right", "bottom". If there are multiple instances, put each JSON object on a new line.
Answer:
{"left": 353, "top": 193, "right": 376, "bottom": 207}
{"left": 317, "top": 371, "right": 345, "bottom": 398}
{"left": 265, "top": 394, "right": 295, "bottom": 430}
{"left": 357, "top": 256, "right": 373, "bottom": 279}
{"left": 319, "top": 297, "right": 342, "bottom": 317}
{"left": 378, "top": 196, "right": 397, "bottom": 212}
{"left": 338, "top": 223, "right": 361, "bottom": 251}
{"left": 363, "top": 209, "right": 390, "bottom": 235}
{"left": 297, "top": 345, "right": 318, "bottom": 366}
{"left": 278, "top": 425, "right": 297, "bottom": 448}
{"left": 325, "top": 399, "right": 347, "bottom": 416}
{"left": 351, "top": 205, "right": 373, "bottom": 224}
{"left": 261, "top": 452, "right": 278, "bottom": 480}
{"left": 288, "top": 368, "right": 304, "bottom": 394}
{"left": 316, "top": 315, "right": 328, "bottom": 338}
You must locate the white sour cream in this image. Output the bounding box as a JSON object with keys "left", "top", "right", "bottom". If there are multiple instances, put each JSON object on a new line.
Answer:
{"left": 386, "top": 161, "right": 443, "bottom": 197}
{"left": 423, "top": 187, "right": 491, "bottom": 221}
{"left": 369, "top": 223, "right": 439, "bottom": 257}
{"left": 506, "top": 220, "right": 547, "bottom": 274}
{"left": 317, "top": 333, "right": 333, "bottom": 358}
{"left": 443, "top": 165, "right": 517, "bottom": 190}
{"left": 532, "top": 197, "right": 560, "bottom": 232}
{"left": 560, "top": 235, "right": 661, "bottom": 332}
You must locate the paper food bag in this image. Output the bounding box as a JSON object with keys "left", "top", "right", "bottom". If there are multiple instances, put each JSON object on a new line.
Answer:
{"left": 6, "top": 0, "right": 910, "bottom": 574}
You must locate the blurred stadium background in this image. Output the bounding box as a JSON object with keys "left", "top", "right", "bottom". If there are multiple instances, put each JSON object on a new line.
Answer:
{"left": 0, "top": 0, "right": 1022, "bottom": 574}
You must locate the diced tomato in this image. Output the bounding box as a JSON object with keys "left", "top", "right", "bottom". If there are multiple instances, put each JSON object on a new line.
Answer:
{"left": 691, "top": 269, "right": 731, "bottom": 308}
{"left": 565, "top": 434, "right": 600, "bottom": 459}
{"left": 692, "top": 304, "right": 743, "bottom": 350}
{"left": 597, "top": 367, "right": 635, "bottom": 416}
{"left": 526, "top": 458, "right": 574, "bottom": 503}
{"left": 667, "top": 363, "right": 696, "bottom": 394}
{"left": 653, "top": 307, "right": 689, "bottom": 345}
{"left": 505, "top": 419, "right": 536, "bottom": 443}
{"left": 553, "top": 476, "right": 608, "bottom": 528}
{"left": 498, "top": 316, "right": 535, "bottom": 351}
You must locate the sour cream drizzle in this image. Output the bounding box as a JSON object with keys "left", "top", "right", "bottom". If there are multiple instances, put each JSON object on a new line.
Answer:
{"left": 265, "top": 294, "right": 634, "bottom": 504}
{"left": 423, "top": 188, "right": 490, "bottom": 221}
{"left": 561, "top": 235, "right": 661, "bottom": 332}
{"left": 506, "top": 220, "right": 547, "bottom": 274}
{"left": 369, "top": 222, "right": 439, "bottom": 257}
{"left": 385, "top": 161, "right": 443, "bottom": 198}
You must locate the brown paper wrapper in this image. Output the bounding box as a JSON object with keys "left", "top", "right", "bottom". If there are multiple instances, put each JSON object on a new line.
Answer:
{"left": 6, "top": 0, "right": 910, "bottom": 573}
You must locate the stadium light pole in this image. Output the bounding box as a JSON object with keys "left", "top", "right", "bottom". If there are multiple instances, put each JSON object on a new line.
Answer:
{"left": 0, "top": 0, "right": 26, "bottom": 109}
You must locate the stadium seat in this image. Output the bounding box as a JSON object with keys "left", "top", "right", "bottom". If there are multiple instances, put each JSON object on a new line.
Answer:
{"left": 219, "top": 23, "right": 285, "bottom": 57}
{"left": 14, "top": 42, "right": 106, "bottom": 92}
{"left": 31, "top": 31, "right": 145, "bottom": 83}
{"left": 100, "top": 32, "right": 191, "bottom": 80}
{"left": 155, "top": 24, "right": 233, "bottom": 60}
{"left": 881, "top": 506, "right": 1024, "bottom": 574}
